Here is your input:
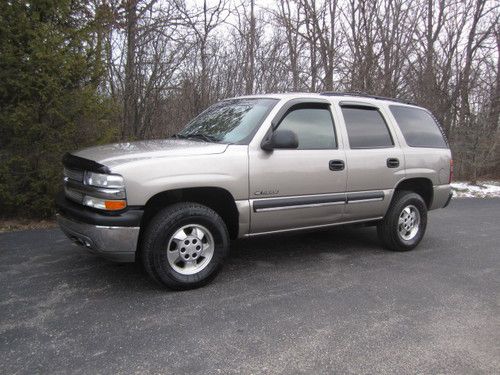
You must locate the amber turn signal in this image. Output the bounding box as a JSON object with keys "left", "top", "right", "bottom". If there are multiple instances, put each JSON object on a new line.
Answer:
{"left": 104, "top": 200, "right": 127, "bottom": 211}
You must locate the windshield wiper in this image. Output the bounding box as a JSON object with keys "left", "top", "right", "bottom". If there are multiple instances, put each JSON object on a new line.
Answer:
{"left": 173, "top": 133, "right": 219, "bottom": 143}
{"left": 170, "top": 134, "right": 187, "bottom": 139}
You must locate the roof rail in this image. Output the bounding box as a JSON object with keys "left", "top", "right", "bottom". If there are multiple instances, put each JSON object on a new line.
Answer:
{"left": 320, "top": 91, "right": 415, "bottom": 105}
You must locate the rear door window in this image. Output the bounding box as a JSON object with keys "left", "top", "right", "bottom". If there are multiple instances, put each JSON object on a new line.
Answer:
{"left": 389, "top": 105, "right": 448, "bottom": 148}
{"left": 341, "top": 106, "right": 394, "bottom": 148}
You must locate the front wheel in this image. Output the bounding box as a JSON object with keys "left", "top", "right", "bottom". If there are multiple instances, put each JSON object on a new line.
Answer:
{"left": 141, "top": 203, "right": 229, "bottom": 290}
{"left": 377, "top": 191, "right": 427, "bottom": 251}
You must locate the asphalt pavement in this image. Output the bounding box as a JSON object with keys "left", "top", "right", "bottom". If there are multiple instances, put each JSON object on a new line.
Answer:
{"left": 1, "top": 198, "right": 499, "bottom": 374}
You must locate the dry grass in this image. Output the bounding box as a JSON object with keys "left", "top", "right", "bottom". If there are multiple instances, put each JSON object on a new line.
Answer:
{"left": 0, "top": 219, "right": 57, "bottom": 233}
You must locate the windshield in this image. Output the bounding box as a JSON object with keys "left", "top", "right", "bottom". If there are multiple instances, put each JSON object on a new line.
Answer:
{"left": 177, "top": 98, "right": 278, "bottom": 144}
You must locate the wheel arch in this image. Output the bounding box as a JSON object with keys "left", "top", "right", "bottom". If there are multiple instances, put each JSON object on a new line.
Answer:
{"left": 139, "top": 187, "right": 239, "bottom": 243}
{"left": 393, "top": 178, "right": 433, "bottom": 208}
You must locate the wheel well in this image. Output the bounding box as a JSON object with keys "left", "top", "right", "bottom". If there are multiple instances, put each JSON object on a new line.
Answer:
{"left": 139, "top": 187, "right": 239, "bottom": 240}
{"left": 394, "top": 178, "right": 433, "bottom": 208}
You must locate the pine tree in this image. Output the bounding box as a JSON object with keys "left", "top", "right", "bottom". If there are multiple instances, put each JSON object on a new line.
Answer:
{"left": 0, "top": 0, "right": 117, "bottom": 218}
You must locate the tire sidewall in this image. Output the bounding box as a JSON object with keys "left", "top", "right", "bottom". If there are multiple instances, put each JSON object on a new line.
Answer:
{"left": 148, "top": 206, "right": 229, "bottom": 288}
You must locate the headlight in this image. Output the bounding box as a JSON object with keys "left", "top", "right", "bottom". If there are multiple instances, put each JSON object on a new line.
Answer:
{"left": 64, "top": 167, "right": 127, "bottom": 211}
{"left": 82, "top": 172, "right": 127, "bottom": 211}
{"left": 84, "top": 171, "right": 125, "bottom": 189}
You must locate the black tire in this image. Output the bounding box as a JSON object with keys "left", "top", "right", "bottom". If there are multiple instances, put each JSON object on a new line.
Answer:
{"left": 141, "top": 202, "right": 229, "bottom": 290}
{"left": 377, "top": 190, "right": 427, "bottom": 251}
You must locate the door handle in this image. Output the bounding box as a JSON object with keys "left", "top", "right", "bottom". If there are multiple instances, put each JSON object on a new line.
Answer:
{"left": 329, "top": 160, "right": 345, "bottom": 171}
{"left": 387, "top": 158, "right": 400, "bottom": 168}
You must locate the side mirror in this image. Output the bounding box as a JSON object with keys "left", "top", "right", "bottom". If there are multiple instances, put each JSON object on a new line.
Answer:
{"left": 261, "top": 129, "right": 299, "bottom": 151}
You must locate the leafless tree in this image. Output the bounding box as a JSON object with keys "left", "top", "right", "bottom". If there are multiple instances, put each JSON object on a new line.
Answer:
{"left": 99, "top": 0, "right": 499, "bottom": 180}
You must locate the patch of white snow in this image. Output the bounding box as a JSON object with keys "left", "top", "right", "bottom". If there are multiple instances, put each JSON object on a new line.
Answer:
{"left": 451, "top": 181, "right": 500, "bottom": 198}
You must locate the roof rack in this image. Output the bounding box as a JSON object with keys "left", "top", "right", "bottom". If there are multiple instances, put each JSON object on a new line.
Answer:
{"left": 320, "top": 91, "right": 415, "bottom": 105}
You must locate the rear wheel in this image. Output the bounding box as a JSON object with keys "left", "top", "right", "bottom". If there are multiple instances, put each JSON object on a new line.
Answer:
{"left": 377, "top": 191, "right": 427, "bottom": 251}
{"left": 141, "top": 202, "right": 229, "bottom": 290}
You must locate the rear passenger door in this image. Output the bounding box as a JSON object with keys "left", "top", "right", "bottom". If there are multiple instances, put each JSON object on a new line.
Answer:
{"left": 336, "top": 103, "right": 404, "bottom": 221}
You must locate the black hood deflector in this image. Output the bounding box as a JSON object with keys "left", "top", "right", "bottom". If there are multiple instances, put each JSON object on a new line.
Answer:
{"left": 62, "top": 153, "right": 111, "bottom": 174}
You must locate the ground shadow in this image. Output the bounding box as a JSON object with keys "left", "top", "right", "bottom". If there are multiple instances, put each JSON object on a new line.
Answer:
{"left": 73, "top": 224, "right": 384, "bottom": 291}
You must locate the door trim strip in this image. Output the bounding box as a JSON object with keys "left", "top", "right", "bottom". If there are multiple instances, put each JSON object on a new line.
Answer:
{"left": 252, "top": 190, "right": 385, "bottom": 212}
{"left": 347, "top": 197, "right": 384, "bottom": 204}
{"left": 252, "top": 193, "right": 346, "bottom": 212}
{"left": 254, "top": 200, "right": 345, "bottom": 212}
{"left": 346, "top": 191, "right": 385, "bottom": 203}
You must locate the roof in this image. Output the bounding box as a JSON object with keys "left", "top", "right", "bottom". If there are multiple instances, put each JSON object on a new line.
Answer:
{"left": 230, "top": 92, "right": 418, "bottom": 107}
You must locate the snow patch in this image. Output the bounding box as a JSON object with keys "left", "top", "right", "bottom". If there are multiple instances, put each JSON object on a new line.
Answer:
{"left": 451, "top": 181, "right": 500, "bottom": 198}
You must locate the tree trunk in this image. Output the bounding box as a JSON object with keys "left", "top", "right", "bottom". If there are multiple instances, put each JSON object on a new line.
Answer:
{"left": 245, "top": 0, "right": 255, "bottom": 95}
{"left": 123, "top": 0, "right": 138, "bottom": 139}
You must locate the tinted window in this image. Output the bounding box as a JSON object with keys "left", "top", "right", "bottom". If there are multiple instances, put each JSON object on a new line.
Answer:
{"left": 277, "top": 107, "right": 336, "bottom": 149}
{"left": 390, "top": 105, "right": 448, "bottom": 148}
{"left": 341, "top": 106, "right": 393, "bottom": 148}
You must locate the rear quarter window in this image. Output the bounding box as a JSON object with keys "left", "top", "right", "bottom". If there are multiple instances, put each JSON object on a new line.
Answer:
{"left": 390, "top": 105, "right": 448, "bottom": 148}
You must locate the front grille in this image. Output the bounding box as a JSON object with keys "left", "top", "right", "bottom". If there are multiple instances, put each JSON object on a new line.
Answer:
{"left": 64, "top": 186, "right": 84, "bottom": 204}
{"left": 63, "top": 168, "right": 85, "bottom": 203}
{"left": 63, "top": 168, "right": 82, "bottom": 203}
{"left": 64, "top": 168, "right": 84, "bottom": 182}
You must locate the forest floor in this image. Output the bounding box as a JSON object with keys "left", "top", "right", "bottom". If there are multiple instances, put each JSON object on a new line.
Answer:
{"left": 0, "top": 219, "right": 57, "bottom": 234}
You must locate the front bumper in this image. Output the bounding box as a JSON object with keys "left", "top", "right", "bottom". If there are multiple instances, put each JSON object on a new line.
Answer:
{"left": 57, "top": 214, "right": 139, "bottom": 262}
{"left": 55, "top": 193, "right": 142, "bottom": 262}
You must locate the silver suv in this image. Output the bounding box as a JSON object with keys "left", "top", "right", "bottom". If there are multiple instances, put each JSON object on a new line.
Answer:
{"left": 57, "top": 93, "right": 453, "bottom": 289}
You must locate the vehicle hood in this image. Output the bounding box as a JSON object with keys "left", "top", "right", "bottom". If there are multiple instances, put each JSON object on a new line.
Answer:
{"left": 72, "top": 139, "right": 229, "bottom": 169}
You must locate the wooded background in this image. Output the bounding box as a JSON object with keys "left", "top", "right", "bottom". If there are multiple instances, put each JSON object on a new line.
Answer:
{"left": 1, "top": 0, "right": 499, "bottom": 218}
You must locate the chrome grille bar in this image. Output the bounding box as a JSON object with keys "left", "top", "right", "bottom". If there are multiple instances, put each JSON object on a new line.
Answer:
{"left": 63, "top": 168, "right": 84, "bottom": 182}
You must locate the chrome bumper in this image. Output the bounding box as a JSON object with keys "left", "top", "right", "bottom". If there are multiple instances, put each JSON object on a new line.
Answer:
{"left": 56, "top": 214, "right": 139, "bottom": 262}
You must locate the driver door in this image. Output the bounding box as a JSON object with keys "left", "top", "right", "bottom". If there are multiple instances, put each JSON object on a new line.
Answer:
{"left": 249, "top": 100, "right": 347, "bottom": 234}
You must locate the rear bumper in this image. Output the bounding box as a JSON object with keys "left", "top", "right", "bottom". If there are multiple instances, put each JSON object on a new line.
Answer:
{"left": 57, "top": 214, "right": 139, "bottom": 262}
{"left": 442, "top": 192, "right": 453, "bottom": 208}
{"left": 431, "top": 184, "right": 452, "bottom": 210}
